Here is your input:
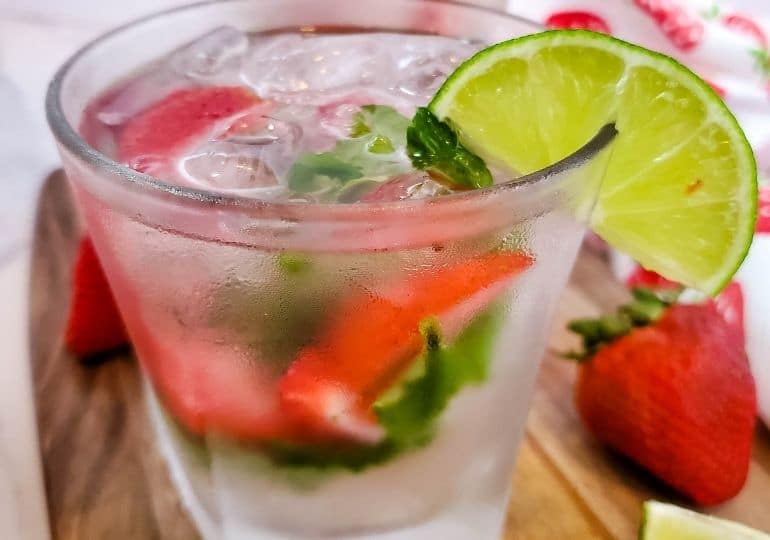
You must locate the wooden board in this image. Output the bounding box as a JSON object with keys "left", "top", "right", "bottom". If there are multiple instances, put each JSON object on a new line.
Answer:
{"left": 31, "top": 171, "right": 770, "bottom": 539}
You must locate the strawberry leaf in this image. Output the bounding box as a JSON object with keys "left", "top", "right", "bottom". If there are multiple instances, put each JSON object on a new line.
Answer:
{"left": 565, "top": 287, "right": 677, "bottom": 361}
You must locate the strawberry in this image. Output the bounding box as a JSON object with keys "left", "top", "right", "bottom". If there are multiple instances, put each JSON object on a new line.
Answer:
{"left": 65, "top": 237, "right": 128, "bottom": 357}
{"left": 280, "top": 251, "right": 533, "bottom": 443}
{"left": 712, "top": 281, "right": 745, "bottom": 346}
{"left": 757, "top": 187, "right": 770, "bottom": 234}
{"left": 625, "top": 265, "right": 680, "bottom": 290}
{"left": 722, "top": 14, "right": 768, "bottom": 49}
{"left": 705, "top": 79, "right": 726, "bottom": 98}
{"left": 134, "top": 325, "right": 295, "bottom": 442}
{"left": 117, "top": 86, "right": 266, "bottom": 177}
{"left": 634, "top": 0, "right": 704, "bottom": 51}
{"left": 568, "top": 289, "right": 756, "bottom": 506}
{"left": 625, "top": 264, "right": 745, "bottom": 344}
{"left": 545, "top": 11, "right": 611, "bottom": 34}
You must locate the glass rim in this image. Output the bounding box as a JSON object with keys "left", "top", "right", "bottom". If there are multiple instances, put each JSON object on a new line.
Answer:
{"left": 45, "top": 0, "right": 617, "bottom": 214}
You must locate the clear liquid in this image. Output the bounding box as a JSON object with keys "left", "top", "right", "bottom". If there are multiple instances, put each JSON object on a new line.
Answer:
{"left": 73, "top": 25, "right": 587, "bottom": 540}
{"left": 81, "top": 27, "right": 482, "bottom": 203}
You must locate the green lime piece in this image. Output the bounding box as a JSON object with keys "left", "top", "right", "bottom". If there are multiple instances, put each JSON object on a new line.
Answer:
{"left": 640, "top": 501, "right": 770, "bottom": 540}
{"left": 429, "top": 30, "right": 756, "bottom": 294}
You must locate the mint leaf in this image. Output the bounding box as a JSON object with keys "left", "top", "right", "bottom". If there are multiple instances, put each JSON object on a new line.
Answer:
{"left": 287, "top": 153, "right": 362, "bottom": 194}
{"left": 351, "top": 105, "right": 410, "bottom": 149}
{"left": 262, "top": 304, "right": 502, "bottom": 471}
{"left": 287, "top": 105, "right": 411, "bottom": 198}
{"left": 407, "top": 107, "right": 493, "bottom": 189}
{"left": 277, "top": 253, "right": 312, "bottom": 275}
{"left": 374, "top": 306, "right": 500, "bottom": 447}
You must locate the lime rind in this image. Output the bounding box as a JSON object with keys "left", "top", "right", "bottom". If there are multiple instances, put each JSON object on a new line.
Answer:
{"left": 429, "top": 30, "right": 756, "bottom": 295}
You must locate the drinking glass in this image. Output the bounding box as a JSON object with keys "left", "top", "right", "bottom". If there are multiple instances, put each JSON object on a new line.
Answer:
{"left": 46, "top": 1, "right": 616, "bottom": 538}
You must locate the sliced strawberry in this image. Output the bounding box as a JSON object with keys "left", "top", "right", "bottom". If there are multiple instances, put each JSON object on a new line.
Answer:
{"left": 722, "top": 14, "right": 768, "bottom": 48}
{"left": 117, "top": 86, "right": 265, "bottom": 177}
{"left": 134, "top": 325, "right": 295, "bottom": 442}
{"left": 65, "top": 237, "right": 128, "bottom": 357}
{"left": 545, "top": 11, "right": 611, "bottom": 33}
{"left": 279, "top": 251, "right": 533, "bottom": 443}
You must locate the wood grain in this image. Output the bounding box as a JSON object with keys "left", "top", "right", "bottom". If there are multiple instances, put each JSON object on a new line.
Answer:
{"left": 30, "top": 172, "right": 199, "bottom": 540}
{"left": 30, "top": 171, "right": 770, "bottom": 539}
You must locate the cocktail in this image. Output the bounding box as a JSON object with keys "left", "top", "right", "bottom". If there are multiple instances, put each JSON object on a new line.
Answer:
{"left": 46, "top": 1, "right": 755, "bottom": 539}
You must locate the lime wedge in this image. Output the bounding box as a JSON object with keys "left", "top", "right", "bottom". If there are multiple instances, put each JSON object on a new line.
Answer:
{"left": 430, "top": 30, "right": 756, "bottom": 294}
{"left": 641, "top": 501, "right": 770, "bottom": 539}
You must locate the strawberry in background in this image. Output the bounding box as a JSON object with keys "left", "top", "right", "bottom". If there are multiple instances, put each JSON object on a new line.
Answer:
{"left": 633, "top": 0, "right": 704, "bottom": 51}
{"left": 567, "top": 289, "right": 756, "bottom": 506}
{"left": 546, "top": 11, "right": 611, "bottom": 33}
{"left": 722, "top": 13, "right": 768, "bottom": 49}
{"left": 624, "top": 266, "right": 745, "bottom": 345}
{"left": 65, "top": 237, "right": 127, "bottom": 357}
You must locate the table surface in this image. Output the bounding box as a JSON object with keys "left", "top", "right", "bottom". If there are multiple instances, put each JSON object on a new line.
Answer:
{"left": 30, "top": 171, "right": 770, "bottom": 540}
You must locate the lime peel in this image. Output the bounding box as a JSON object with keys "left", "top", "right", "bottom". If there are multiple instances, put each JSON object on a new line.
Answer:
{"left": 429, "top": 29, "right": 756, "bottom": 295}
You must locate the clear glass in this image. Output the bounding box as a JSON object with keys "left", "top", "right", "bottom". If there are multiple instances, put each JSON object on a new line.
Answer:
{"left": 46, "top": 1, "right": 615, "bottom": 538}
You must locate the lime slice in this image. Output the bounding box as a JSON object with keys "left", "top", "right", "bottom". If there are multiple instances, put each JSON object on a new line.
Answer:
{"left": 641, "top": 501, "right": 770, "bottom": 539}
{"left": 430, "top": 30, "right": 756, "bottom": 294}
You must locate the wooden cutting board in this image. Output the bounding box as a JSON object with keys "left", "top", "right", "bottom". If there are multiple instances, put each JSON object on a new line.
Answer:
{"left": 30, "top": 171, "right": 770, "bottom": 540}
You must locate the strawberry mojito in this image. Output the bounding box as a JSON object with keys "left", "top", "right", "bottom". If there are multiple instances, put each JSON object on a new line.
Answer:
{"left": 46, "top": 1, "right": 755, "bottom": 539}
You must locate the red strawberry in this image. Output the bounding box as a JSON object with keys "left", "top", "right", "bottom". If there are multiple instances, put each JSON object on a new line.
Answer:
{"left": 568, "top": 291, "right": 756, "bottom": 505}
{"left": 713, "top": 281, "right": 745, "bottom": 345}
{"left": 625, "top": 265, "right": 680, "bottom": 290}
{"left": 634, "top": 0, "right": 704, "bottom": 51}
{"left": 65, "top": 237, "right": 128, "bottom": 357}
{"left": 118, "top": 86, "right": 265, "bottom": 178}
{"left": 546, "top": 11, "right": 611, "bottom": 34}
{"left": 134, "top": 325, "right": 295, "bottom": 442}
{"left": 625, "top": 263, "right": 745, "bottom": 344}
{"left": 705, "top": 79, "right": 726, "bottom": 98}
{"left": 722, "top": 14, "right": 768, "bottom": 49}
{"left": 280, "top": 251, "right": 533, "bottom": 443}
{"left": 757, "top": 186, "right": 770, "bottom": 233}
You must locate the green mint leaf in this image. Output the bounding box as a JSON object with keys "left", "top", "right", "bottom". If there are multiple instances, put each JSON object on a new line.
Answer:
{"left": 374, "top": 307, "right": 498, "bottom": 448}
{"left": 287, "top": 105, "right": 412, "bottom": 198}
{"left": 277, "top": 253, "right": 312, "bottom": 275}
{"left": 287, "top": 153, "right": 362, "bottom": 194}
{"left": 352, "top": 105, "right": 410, "bottom": 147}
{"left": 407, "top": 107, "right": 493, "bottom": 189}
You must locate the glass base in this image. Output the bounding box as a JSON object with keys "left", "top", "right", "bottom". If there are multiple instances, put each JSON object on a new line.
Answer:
{"left": 145, "top": 381, "right": 517, "bottom": 540}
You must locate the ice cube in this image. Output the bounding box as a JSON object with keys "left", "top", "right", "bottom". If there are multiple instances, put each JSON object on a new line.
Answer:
{"left": 180, "top": 140, "right": 289, "bottom": 196}
{"left": 405, "top": 177, "right": 453, "bottom": 199}
{"left": 316, "top": 89, "right": 416, "bottom": 139}
{"left": 240, "top": 34, "right": 396, "bottom": 100}
{"left": 359, "top": 172, "right": 451, "bottom": 202}
{"left": 395, "top": 37, "right": 480, "bottom": 100}
{"left": 170, "top": 26, "right": 250, "bottom": 81}
{"left": 95, "top": 69, "right": 186, "bottom": 126}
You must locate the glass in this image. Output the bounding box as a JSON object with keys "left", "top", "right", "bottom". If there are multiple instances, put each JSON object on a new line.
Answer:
{"left": 46, "top": 1, "right": 615, "bottom": 538}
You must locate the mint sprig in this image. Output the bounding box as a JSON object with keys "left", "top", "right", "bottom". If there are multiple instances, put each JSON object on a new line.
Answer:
{"left": 287, "top": 105, "right": 410, "bottom": 198}
{"left": 406, "top": 107, "right": 493, "bottom": 189}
